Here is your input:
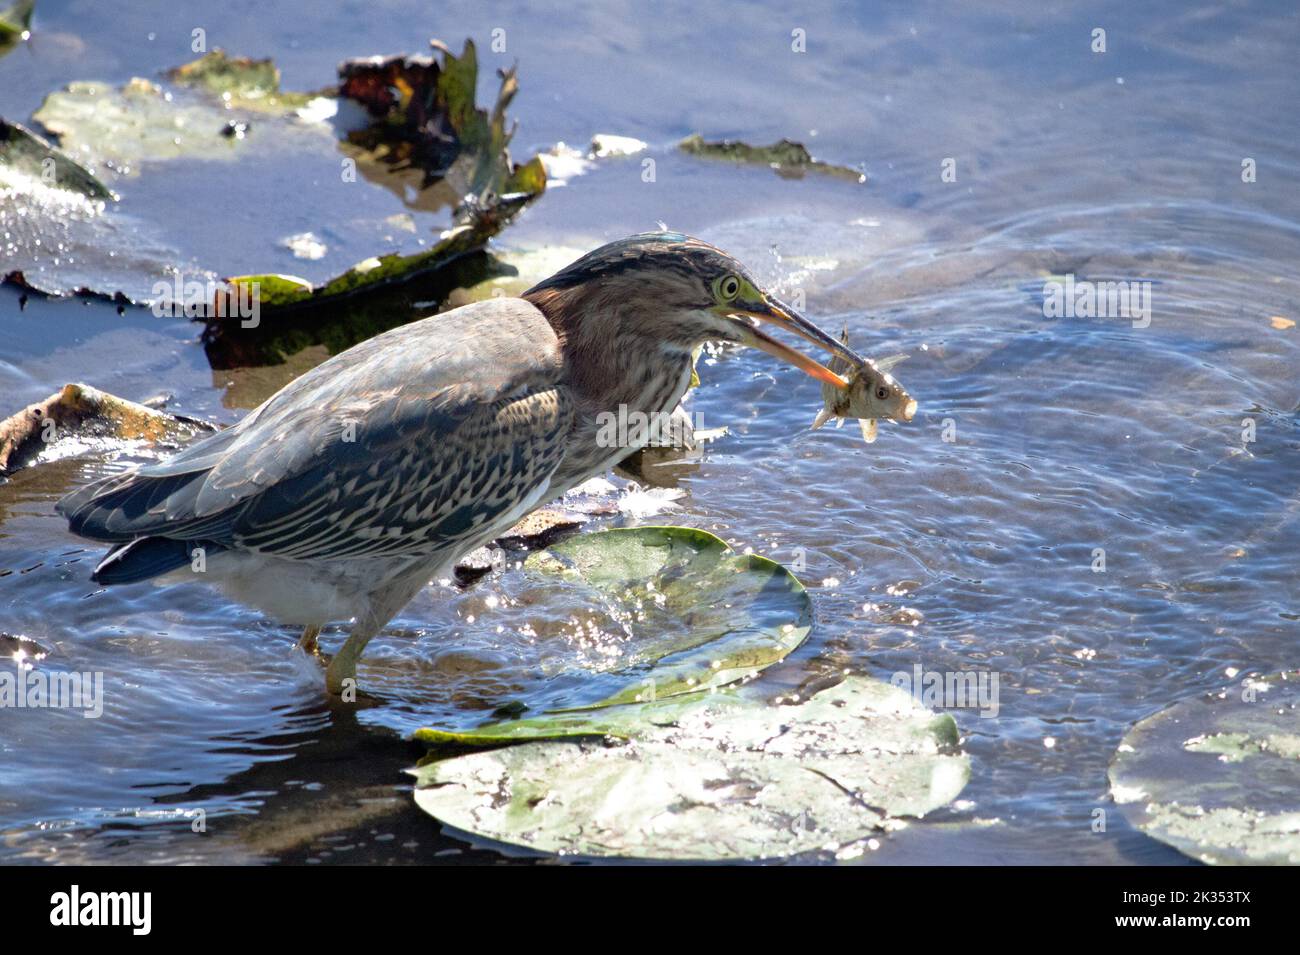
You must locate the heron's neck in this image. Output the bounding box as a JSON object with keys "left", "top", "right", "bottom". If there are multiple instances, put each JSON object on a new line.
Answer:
{"left": 524, "top": 287, "right": 694, "bottom": 413}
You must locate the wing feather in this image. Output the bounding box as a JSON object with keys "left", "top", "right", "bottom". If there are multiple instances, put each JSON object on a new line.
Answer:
{"left": 59, "top": 299, "right": 573, "bottom": 561}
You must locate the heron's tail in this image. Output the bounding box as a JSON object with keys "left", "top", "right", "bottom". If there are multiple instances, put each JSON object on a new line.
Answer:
{"left": 91, "top": 537, "right": 221, "bottom": 585}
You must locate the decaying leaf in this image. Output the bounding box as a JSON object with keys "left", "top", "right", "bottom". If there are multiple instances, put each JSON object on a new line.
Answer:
{"left": 337, "top": 39, "right": 546, "bottom": 207}
{"left": 8, "top": 37, "right": 548, "bottom": 336}
{"left": 0, "top": 384, "right": 214, "bottom": 475}
{"left": 166, "top": 48, "right": 326, "bottom": 112}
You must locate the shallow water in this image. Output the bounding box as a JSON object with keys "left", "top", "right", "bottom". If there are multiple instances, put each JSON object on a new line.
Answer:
{"left": 1, "top": 0, "right": 1298, "bottom": 864}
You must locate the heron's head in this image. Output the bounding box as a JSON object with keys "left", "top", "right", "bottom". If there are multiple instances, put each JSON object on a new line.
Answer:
{"left": 525, "top": 232, "right": 893, "bottom": 398}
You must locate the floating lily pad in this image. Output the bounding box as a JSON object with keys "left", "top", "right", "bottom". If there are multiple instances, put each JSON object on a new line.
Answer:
{"left": 411, "top": 526, "right": 809, "bottom": 744}
{"left": 412, "top": 673, "right": 967, "bottom": 861}
{"left": 679, "top": 133, "right": 864, "bottom": 182}
{"left": 1109, "top": 670, "right": 1300, "bottom": 865}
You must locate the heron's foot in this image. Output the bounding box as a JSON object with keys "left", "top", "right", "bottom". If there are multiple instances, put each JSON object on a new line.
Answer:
{"left": 296, "top": 624, "right": 322, "bottom": 656}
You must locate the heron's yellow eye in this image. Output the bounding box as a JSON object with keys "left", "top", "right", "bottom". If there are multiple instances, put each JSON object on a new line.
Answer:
{"left": 718, "top": 275, "right": 741, "bottom": 301}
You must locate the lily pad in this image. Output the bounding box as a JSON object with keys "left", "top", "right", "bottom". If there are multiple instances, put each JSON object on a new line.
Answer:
{"left": 410, "top": 526, "right": 809, "bottom": 744}
{"left": 412, "top": 673, "right": 968, "bottom": 861}
{"left": 679, "top": 133, "right": 865, "bottom": 183}
{"left": 1109, "top": 670, "right": 1300, "bottom": 864}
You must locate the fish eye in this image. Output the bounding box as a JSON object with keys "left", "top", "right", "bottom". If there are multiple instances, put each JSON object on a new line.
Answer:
{"left": 875, "top": 385, "right": 891, "bottom": 400}
{"left": 718, "top": 275, "right": 741, "bottom": 301}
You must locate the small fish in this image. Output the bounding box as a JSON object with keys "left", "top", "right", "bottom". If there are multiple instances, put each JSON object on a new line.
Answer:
{"left": 811, "top": 329, "right": 917, "bottom": 443}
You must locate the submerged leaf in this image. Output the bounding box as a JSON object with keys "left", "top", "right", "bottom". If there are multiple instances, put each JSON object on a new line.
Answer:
{"left": 412, "top": 674, "right": 968, "bottom": 861}
{"left": 30, "top": 77, "right": 280, "bottom": 174}
{"left": 0, "top": 119, "right": 111, "bottom": 199}
{"left": 0, "top": 0, "right": 33, "bottom": 57}
{"left": 679, "top": 133, "right": 865, "bottom": 182}
{"left": 1109, "top": 670, "right": 1300, "bottom": 864}
{"left": 0, "top": 120, "right": 180, "bottom": 300}
{"left": 166, "top": 49, "right": 323, "bottom": 112}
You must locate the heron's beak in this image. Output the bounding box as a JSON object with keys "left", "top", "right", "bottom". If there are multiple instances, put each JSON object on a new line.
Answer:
{"left": 718, "top": 295, "right": 864, "bottom": 390}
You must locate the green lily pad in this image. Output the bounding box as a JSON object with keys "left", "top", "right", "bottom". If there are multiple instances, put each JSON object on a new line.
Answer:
{"left": 411, "top": 526, "right": 810, "bottom": 746}
{"left": 679, "top": 133, "right": 865, "bottom": 183}
{"left": 1109, "top": 670, "right": 1300, "bottom": 864}
{"left": 412, "top": 674, "right": 968, "bottom": 861}
{"left": 526, "top": 526, "right": 810, "bottom": 707}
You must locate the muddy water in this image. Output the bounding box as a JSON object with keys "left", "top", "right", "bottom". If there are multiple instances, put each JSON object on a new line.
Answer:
{"left": 1, "top": 1, "right": 1298, "bottom": 863}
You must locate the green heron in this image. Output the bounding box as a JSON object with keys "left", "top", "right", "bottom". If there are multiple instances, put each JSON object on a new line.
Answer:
{"left": 58, "top": 233, "right": 916, "bottom": 695}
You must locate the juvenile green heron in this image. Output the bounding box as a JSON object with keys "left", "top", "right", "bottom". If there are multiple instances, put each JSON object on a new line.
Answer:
{"left": 58, "top": 233, "right": 916, "bottom": 694}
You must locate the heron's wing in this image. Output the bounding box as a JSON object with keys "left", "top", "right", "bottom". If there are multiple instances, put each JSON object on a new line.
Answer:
{"left": 228, "top": 384, "right": 569, "bottom": 559}
{"left": 61, "top": 299, "right": 572, "bottom": 559}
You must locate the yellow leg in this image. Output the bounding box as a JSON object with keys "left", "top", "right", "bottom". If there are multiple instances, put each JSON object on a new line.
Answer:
{"left": 323, "top": 569, "right": 434, "bottom": 698}
{"left": 324, "top": 623, "right": 377, "bottom": 697}
{"left": 297, "top": 624, "right": 321, "bottom": 655}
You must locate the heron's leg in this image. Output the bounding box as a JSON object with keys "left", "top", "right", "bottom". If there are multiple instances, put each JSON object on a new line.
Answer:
{"left": 324, "top": 568, "right": 434, "bottom": 697}
{"left": 296, "top": 624, "right": 321, "bottom": 655}
{"left": 325, "top": 619, "right": 381, "bottom": 696}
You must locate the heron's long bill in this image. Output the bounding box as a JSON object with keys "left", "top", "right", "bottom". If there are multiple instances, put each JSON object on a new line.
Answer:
{"left": 720, "top": 295, "right": 866, "bottom": 390}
